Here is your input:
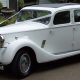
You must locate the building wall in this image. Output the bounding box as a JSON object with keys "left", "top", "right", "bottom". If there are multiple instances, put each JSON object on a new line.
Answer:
{"left": 0, "top": 0, "right": 9, "bottom": 8}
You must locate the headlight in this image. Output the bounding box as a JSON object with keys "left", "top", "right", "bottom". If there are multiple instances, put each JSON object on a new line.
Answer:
{"left": 0, "top": 36, "right": 4, "bottom": 48}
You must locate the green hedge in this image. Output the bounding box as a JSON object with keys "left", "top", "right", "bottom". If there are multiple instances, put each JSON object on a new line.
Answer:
{"left": 0, "top": 15, "right": 17, "bottom": 27}
{"left": 0, "top": 2, "right": 3, "bottom": 10}
{"left": 18, "top": 0, "right": 24, "bottom": 10}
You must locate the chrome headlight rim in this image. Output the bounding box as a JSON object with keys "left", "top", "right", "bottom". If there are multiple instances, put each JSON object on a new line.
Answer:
{"left": 0, "top": 35, "right": 5, "bottom": 48}
{"left": 0, "top": 35, "right": 4, "bottom": 42}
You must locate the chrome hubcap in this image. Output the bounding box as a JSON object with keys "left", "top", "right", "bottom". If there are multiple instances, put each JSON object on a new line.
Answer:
{"left": 19, "top": 53, "right": 31, "bottom": 74}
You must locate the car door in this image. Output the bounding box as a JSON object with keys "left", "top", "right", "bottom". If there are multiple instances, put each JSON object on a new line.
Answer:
{"left": 73, "top": 9, "right": 80, "bottom": 50}
{"left": 44, "top": 10, "right": 73, "bottom": 54}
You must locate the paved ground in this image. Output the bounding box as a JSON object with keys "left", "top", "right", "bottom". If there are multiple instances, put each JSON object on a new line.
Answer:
{"left": 0, "top": 55, "right": 80, "bottom": 80}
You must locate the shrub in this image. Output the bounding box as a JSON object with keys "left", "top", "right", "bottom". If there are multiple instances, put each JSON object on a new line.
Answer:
{"left": 0, "top": 14, "right": 17, "bottom": 27}
{"left": 18, "top": 0, "right": 24, "bottom": 10}
{"left": 0, "top": 2, "right": 3, "bottom": 10}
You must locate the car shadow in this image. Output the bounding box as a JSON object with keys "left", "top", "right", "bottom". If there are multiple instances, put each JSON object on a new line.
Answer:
{"left": 0, "top": 70, "right": 18, "bottom": 80}
{"left": 33, "top": 54, "right": 80, "bottom": 73}
{"left": 0, "top": 54, "right": 80, "bottom": 80}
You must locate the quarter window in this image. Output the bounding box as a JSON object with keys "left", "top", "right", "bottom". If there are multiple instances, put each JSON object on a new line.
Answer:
{"left": 53, "top": 11, "right": 70, "bottom": 25}
{"left": 74, "top": 10, "right": 80, "bottom": 22}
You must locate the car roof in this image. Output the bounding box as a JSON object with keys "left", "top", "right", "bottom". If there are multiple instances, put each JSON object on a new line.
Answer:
{"left": 31, "top": 3, "right": 78, "bottom": 8}
{"left": 22, "top": 3, "right": 80, "bottom": 13}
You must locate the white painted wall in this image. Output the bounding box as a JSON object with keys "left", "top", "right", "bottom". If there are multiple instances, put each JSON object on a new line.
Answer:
{"left": 0, "top": 0, "right": 9, "bottom": 8}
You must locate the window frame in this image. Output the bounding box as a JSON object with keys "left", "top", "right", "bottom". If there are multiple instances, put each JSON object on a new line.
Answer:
{"left": 74, "top": 9, "right": 80, "bottom": 23}
{"left": 53, "top": 10, "right": 71, "bottom": 25}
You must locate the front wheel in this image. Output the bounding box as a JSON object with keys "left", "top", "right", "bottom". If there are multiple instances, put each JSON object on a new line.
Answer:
{"left": 11, "top": 50, "right": 33, "bottom": 77}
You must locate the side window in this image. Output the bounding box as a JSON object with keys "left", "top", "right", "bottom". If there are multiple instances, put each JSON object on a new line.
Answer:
{"left": 74, "top": 10, "right": 80, "bottom": 22}
{"left": 37, "top": 11, "right": 51, "bottom": 17}
{"left": 53, "top": 11, "right": 70, "bottom": 25}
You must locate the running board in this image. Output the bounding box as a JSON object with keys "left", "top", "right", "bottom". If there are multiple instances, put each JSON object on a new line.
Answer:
{"left": 53, "top": 50, "right": 80, "bottom": 55}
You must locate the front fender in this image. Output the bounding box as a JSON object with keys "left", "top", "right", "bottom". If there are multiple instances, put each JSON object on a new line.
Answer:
{"left": 1, "top": 37, "right": 56, "bottom": 65}
{"left": 1, "top": 38, "right": 37, "bottom": 64}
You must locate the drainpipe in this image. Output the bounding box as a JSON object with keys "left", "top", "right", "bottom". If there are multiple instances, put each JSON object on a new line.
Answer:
{"left": 7, "top": 0, "right": 9, "bottom": 8}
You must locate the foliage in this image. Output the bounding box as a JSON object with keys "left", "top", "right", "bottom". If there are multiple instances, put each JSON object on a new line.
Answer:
{"left": 0, "top": 16, "right": 5, "bottom": 22}
{"left": 0, "top": 2, "right": 3, "bottom": 10}
{"left": 18, "top": 0, "right": 24, "bottom": 10}
{"left": 0, "top": 15, "right": 17, "bottom": 27}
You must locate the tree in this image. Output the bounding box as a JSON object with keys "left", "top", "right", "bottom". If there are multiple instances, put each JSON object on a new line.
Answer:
{"left": 0, "top": 1, "right": 3, "bottom": 10}
{"left": 18, "top": 0, "right": 24, "bottom": 10}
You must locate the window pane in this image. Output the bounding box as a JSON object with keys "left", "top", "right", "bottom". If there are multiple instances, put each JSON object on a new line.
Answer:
{"left": 74, "top": 10, "right": 80, "bottom": 22}
{"left": 17, "top": 10, "right": 51, "bottom": 22}
{"left": 37, "top": 11, "right": 51, "bottom": 17}
{"left": 53, "top": 11, "right": 70, "bottom": 25}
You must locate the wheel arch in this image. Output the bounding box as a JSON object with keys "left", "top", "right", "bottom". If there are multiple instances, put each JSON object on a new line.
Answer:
{"left": 13, "top": 46, "right": 37, "bottom": 64}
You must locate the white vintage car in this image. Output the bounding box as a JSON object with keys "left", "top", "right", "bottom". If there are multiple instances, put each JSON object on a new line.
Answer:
{"left": 0, "top": 3, "right": 80, "bottom": 77}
